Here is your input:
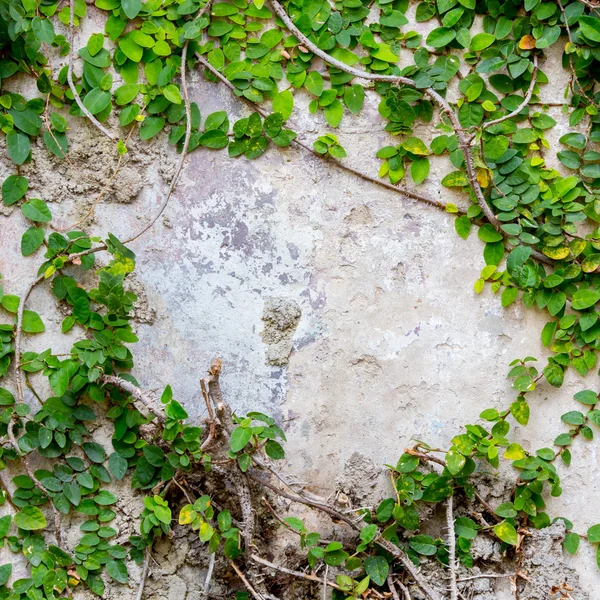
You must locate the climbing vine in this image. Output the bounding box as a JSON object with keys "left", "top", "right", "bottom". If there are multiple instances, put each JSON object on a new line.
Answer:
{"left": 0, "top": 0, "right": 600, "bottom": 597}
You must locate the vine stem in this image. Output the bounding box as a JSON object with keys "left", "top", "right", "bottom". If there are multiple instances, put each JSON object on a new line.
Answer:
{"left": 67, "top": 0, "right": 115, "bottom": 141}
{"left": 124, "top": 40, "right": 192, "bottom": 244}
{"left": 14, "top": 273, "right": 45, "bottom": 407}
{"left": 479, "top": 56, "right": 539, "bottom": 132}
{"left": 447, "top": 495, "right": 459, "bottom": 600}
{"left": 195, "top": 54, "right": 455, "bottom": 214}
{"left": 8, "top": 420, "right": 63, "bottom": 547}
{"left": 99, "top": 374, "right": 166, "bottom": 422}
{"left": 266, "top": 0, "right": 498, "bottom": 229}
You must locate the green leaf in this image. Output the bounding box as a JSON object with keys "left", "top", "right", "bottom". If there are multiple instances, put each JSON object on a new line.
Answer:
{"left": 83, "top": 442, "right": 107, "bottom": 463}
{"left": 230, "top": 426, "right": 252, "bottom": 452}
{"left": 574, "top": 390, "right": 598, "bottom": 405}
{"left": 122, "top": 0, "right": 141, "bottom": 18}
{"left": 426, "top": 27, "right": 456, "bottom": 48}
{"left": 6, "top": 130, "right": 31, "bottom": 165}
{"left": 446, "top": 448, "right": 466, "bottom": 474}
{"left": 587, "top": 524, "right": 600, "bottom": 543}
{"left": 83, "top": 88, "right": 112, "bottom": 116}
{"left": 21, "top": 199, "right": 52, "bottom": 223}
{"left": 22, "top": 310, "right": 45, "bottom": 333}
{"left": 2, "top": 175, "right": 28, "bottom": 206}
{"left": 0, "top": 564, "right": 11, "bottom": 586}
{"left": 344, "top": 84, "right": 364, "bottom": 114}
{"left": 305, "top": 71, "right": 324, "bottom": 97}
{"left": 564, "top": 532, "right": 580, "bottom": 555}
{"left": 32, "top": 17, "right": 55, "bottom": 43}
{"left": 494, "top": 521, "right": 517, "bottom": 545}
{"left": 510, "top": 398, "right": 529, "bottom": 425}
{"left": 579, "top": 16, "right": 600, "bottom": 42}
{"left": 140, "top": 117, "right": 165, "bottom": 140}
{"left": 265, "top": 440, "right": 285, "bottom": 460}
{"left": 478, "top": 224, "right": 503, "bottom": 243}
{"left": 402, "top": 137, "right": 429, "bottom": 156}
{"left": 21, "top": 227, "right": 45, "bottom": 256}
{"left": 455, "top": 215, "right": 471, "bottom": 239}
{"left": 0, "top": 389, "right": 15, "bottom": 406}
{"left": 441, "top": 171, "right": 469, "bottom": 187}
{"left": 364, "top": 555, "right": 388, "bottom": 586}
{"left": 470, "top": 33, "right": 495, "bottom": 51}
{"left": 14, "top": 506, "right": 47, "bottom": 531}
{"left": 410, "top": 158, "right": 430, "bottom": 185}
{"left": 106, "top": 559, "right": 128, "bottom": 584}
{"left": 163, "top": 84, "right": 182, "bottom": 104}
{"left": 272, "top": 91, "right": 293, "bottom": 121}
{"left": 421, "top": 476, "right": 453, "bottom": 502}
{"left": 501, "top": 287, "right": 518, "bottom": 307}
{"left": 324, "top": 99, "right": 343, "bottom": 128}
{"left": 572, "top": 290, "right": 600, "bottom": 310}
{"left": 109, "top": 452, "right": 128, "bottom": 480}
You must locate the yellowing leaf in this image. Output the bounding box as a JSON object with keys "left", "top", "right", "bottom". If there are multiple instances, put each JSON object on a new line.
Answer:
{"left": 476, "top": 169, "right": 490, "bottom": 188}
{"left": 446, "top": 203, "right": 458, "bottom": 213}
{"left": 441, "top": 171, "right": 469, "bottom": 187}
{"left": 401, "top": 137, "right": 430, "bottom": 156}
{"left": 519, "top": 35, "right": 536, "bottom": 49}
{"left": 199, "top": 521, "right": 214, "bottom": 542}
{"left": 504, "top": 443, "right": 525, "bottom": 460}
{"left": 179, "top": 504, "right": 196, "bottom": 525}
{"left": 494, "top": 521, "right": 518, "bottom": 545}
{"left": 474, "top": 278, "right": 485, "bottom": 293}
{"left": 542, "top": 246, "right": 570, "bottom": 260}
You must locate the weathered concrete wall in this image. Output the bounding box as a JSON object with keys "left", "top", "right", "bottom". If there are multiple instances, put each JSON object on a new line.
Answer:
{"left": 1, "top": 5, "right": 599, "bottom": 598}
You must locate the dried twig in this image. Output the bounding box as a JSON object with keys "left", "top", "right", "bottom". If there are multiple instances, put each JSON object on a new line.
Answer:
{"left": 322, "top": 564, "right": 329, "bottom": 600}
{"left": 388, "top": 574, "right": 401, "bottom": 600}
{"left": 67, "top": 0, "right": 115, "bottom": 140}
{"left": 229, "top": 560, "right": 265, "bottom": 600}
{"left": 200, "top": 378, "right": 217, "bottom": 451}
{"left": 99, "top": 374, "right": 166, "bottom": 422}
{"left": 251, "top": 554, "right": 343, "bottom": 591}
{"left": 447, "top": 495, "right": 458, "bottom": 600}
{"left": 203, "top": 553, "right": 216, "bottom": 596}
{"left": 396, "top": 580, "right": 412, "bottom": 600}
{"left": 135, "top": 546, "right": 152, "bottom": 600}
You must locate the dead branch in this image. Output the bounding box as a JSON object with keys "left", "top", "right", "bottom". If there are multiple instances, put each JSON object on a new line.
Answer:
{"left": 251, "top": 554, "right": 343, "bottom": 591}
{"left": 396, "top": 580, "right": 412, "bottom": 600}
{"left": 135, "top": 546, "right": 152, "bottom": 600}
{"left": 388, "top": 574, "right": 401, "bottom": 600}
{"left": 229, "top": 560, "right": 265, "bottom": 600}
{"left": 99, "top": 374, "right": 166, "bottom": 423}
{"left": 14, "top": 274, "right": 45, "bottom": 407}
{"left": 447, "top": 495, "right": 459, "bottom": 600}
{"left": 200, "top": 378, "right": 217, "bottom": 451}
{"left": 203, "top": 552, "right": 216, "bottom": 596}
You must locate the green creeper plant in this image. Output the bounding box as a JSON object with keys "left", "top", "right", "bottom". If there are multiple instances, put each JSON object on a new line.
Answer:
{"left": 1, "top": 0, "right": 600, "bottom": 597}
